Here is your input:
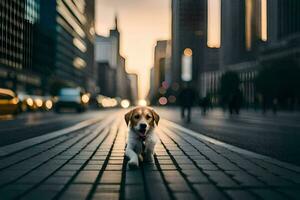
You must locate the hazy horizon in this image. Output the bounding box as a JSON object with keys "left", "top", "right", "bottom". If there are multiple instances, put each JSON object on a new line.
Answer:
{"left": 95, "top": 0, "right": 171, "bottom": 99}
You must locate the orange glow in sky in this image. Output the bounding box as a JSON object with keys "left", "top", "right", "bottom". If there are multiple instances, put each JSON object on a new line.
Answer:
{"left": 207, "top": 0, "right": 221, "bottom": 48}
{"left": 95, "top": 0, "right": 171, "bottom": 99}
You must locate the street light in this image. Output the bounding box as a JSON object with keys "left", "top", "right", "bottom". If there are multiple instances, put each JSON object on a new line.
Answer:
{"left": 121, "top": 99, "right": 130, "bottom": 108}
{"left": 138, "top": 99, "right": 147, "bottom": 106}
{"left": 181, "top": 48, "right": 193, "bottom": 82}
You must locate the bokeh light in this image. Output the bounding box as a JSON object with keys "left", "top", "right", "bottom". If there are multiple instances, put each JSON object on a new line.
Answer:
{"left": 121, "top": 99, "right": 130, "bottom": 108}
{"left": 138, "top": 99, "right": 147, "bottom": 106}
{"left": 159, "top": 97, "right": 168, "bottom": 105}
{"left": 45, "top": 100, "right": 53, "bottom": 110}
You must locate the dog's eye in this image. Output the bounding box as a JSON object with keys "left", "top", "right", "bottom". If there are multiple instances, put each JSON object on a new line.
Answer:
{"left": 146, "top": 114, "right": 152, "bottom": 120}
{"left": 134, "top": 115, "right": 140, "bottom": 119}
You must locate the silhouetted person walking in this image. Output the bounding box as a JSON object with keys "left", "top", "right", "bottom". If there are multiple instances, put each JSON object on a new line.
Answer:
{"left": 200, "top": 96, "right": 210, "bottom": 115}
{"left": 229, "top": 91, "right": 242, "bottom": 115}
{"left": 178, "top": 83, "right": 196, "bottom": 123}
{"left": 272, "top": 98, "right": 278, "bottom": 114}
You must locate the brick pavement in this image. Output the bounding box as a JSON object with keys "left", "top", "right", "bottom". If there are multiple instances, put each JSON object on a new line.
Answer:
{"left": 0, "top": 112, "right": 300, "bottom": 200}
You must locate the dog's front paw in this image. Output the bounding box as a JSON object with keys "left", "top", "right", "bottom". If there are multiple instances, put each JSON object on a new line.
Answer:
{"left": 128, "top": 160, "right": 139, "bottom": 169}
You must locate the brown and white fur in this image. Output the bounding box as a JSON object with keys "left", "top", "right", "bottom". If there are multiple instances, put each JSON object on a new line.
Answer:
{"left": 125, "top": 107, "right": 160, "bottom": 168}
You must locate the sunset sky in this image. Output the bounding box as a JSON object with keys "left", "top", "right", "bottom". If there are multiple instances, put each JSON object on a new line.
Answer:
{"left": 95, "top": 0, "right": 171, "bottom": 99}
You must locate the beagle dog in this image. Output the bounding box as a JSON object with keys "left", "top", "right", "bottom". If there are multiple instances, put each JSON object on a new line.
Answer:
{"left": 125, "top": 107, "right": 160, "bottom": 168}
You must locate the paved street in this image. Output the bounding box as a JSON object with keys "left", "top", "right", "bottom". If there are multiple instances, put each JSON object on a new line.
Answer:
{"left": 157, "top": 107, "right": 300, "bottom": 165}
{"left": 0, "top": 110, "right": 116, "bottom": 147}
{"left": 0, "top": 109, "right": 300, "bottom": 199}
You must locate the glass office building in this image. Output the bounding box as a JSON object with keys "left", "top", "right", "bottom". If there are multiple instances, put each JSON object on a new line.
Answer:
{"left": 38, "top": 0, "right": 95, "bottom": 93}
{"left": 0, "top": 0, "right": 40, "bottom": 92}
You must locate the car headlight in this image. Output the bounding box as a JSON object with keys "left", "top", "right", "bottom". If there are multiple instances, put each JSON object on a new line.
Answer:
{"left": 12, "top": 98, "right": 19, "bottom": 105}
{"left": 35, "top": 99, "right": 43, "bottom": 107}
{"left": 81, "top": 94, "right": 90, "bottom": 103}
{"left": 45, "top": 100, "right": 53, "bottom": 109}
{"left": 26, "top": 98, "right": 34, "bottom": 107}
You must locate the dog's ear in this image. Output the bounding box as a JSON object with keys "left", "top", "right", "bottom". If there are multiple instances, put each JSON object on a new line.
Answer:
{"left": 125, "top": 110, "right": 133, "bottom": 126}
{"left": 151, "top": 109, "right": 160, "bottom": 125}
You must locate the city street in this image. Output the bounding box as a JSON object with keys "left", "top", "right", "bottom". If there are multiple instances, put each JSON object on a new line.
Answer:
{"left": 157, "top": 108, "right": 300, "bottom": 165}
{"left": 0, "top": 109, "right": 300, "bottom": 199}
{"left": 1, "top": 0, "right": 300, "bottom": 199}
{"left": 0, "top": 110, "right": 117, "bottom": 147}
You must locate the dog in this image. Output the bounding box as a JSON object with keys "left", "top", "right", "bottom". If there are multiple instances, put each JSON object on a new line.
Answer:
{"left": 125, "top": 106, "right": 160, "bottom": 168}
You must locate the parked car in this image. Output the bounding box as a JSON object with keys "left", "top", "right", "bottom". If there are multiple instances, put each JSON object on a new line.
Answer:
{"left": 0, "top": 88, "right": 19, "bottom": 115}
{"left": 18, "top": 93, "right": 54, "bottom": 112}
{"left": 54, "top": 88, "right": 89, "bottom": 113}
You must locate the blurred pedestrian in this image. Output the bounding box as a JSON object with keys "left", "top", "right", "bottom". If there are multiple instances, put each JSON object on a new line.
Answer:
{"left": 272, "top": 98, "right": 278, "bottom": 114}
{"left": 178, "top": 83, "right": 197, "bottom": 123}
{"left": 229, "top": 91, "right": 242, "bottom": 115}
{"left": 254, "top": 95, "right": 259, "bottom": 111}
{"left": 200, "top": 96, "right": 210, "bottom": 115}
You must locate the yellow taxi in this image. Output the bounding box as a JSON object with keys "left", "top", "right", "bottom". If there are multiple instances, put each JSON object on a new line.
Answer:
{"left": 0, "top": 88, "right": 19, "bottom": 115}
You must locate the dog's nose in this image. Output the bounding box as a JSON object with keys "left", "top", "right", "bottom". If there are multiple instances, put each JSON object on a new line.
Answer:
{"left": 140, "top": 123, "right": 147, "bottom": 129}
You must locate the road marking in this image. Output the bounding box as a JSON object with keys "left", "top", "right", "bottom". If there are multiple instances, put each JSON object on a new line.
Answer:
{"left": 162, "top": 119, "right": 300, "bottom": 172}
{"left": 0, "top": 116, "right": 104, "bottom": 157}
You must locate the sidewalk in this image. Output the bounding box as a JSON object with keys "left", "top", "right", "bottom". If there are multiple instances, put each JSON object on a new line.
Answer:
{"left": 0, "top": 112, "right": 300, "bottom": 200}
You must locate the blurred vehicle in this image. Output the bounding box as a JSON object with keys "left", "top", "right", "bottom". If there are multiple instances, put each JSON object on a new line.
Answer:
{"left": 0, "top": 88, "right": 19, "bottom": 115}
{"left": 54, "top": 88, "right": 89, "bottom": 113}
{"left": 17, "top": 93, "right": 53, "bottom": 112}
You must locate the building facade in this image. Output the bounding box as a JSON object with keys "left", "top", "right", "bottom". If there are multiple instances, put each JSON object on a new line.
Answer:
{"left": 0, "top": 0, "right": 41, "bottom": 93}
{"left": 128, "top": 73, "right": 138, "bottom": 104}
{"left": 152, "top": 40, "right": 171, "bottom": 99}
{"left": 171, "top": 0, "right": 206, "bottom": 91}
{"left": 54, "top": 0, "right": 95, "bottom": 90}
{"left": 34, "top": 0, "right": 96, "bottom": 95}
{"left": 199, "top": 0, "right": 300, "bottom": 106}
{"left": 95, "top": 17, "right": 132, "bottom": 100}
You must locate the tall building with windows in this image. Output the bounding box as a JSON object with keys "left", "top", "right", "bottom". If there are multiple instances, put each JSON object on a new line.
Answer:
{"left": 200, "top": 0, "right": 263, "bottom": 102}
{"left": 200, "top": 0, "right": 300, "bottom": 105}
{"left": 95, "top": 17, "right": 132, "bottom": 100}
{"left": 55, "top": 0, "right": 93, "bottom": 88}
{"left": 260, "top": 0, "right": 300, "bottom": 62}
{"left": 267, "top": 0, "right": 300, "bottom": 45}
{"left": 84, "top": 0, "right": 97, "bottom": 94}
{"left": 37, "top": 0, "right": 96, "bottom": 95}
{"left": 171, "top": 0, "right": 206, "bottom": 91}
{"left": 0, "top": 0, "right": 41, "bottom": 93}
{"left": 153, "top": 40, "right": 171, "bottom": 96}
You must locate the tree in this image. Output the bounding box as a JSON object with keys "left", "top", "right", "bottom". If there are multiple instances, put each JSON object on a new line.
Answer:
{"left": 218, "top": 71, "right": 243, "bottom": 114}
{"left": 255, "top": 59, "right": 300, "bottom": 109}
{"left": 219, "top": 71, "right": 240, "bottom": 106}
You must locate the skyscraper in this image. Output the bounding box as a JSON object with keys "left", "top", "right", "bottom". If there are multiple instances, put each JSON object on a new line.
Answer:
{"left": 171, "top": 0, "right": 206, "bottom": 90}
{"left": 0, "top": 0, "right": 40, "bottom": 93}
{"left": 55, "top": 0, "right": 94, "bottom": 88}
{"left": 153, "top": 40, "right": 171, "bottom": 95}
{"left": 37, "top": 0, "right": 96, "bottom": 95}
{"left": 267, "top": 0, "right": 300, "bottom": 45}
{"left": 95, "top": 17, "right": 132, "bottom": 100}
{"left": 201, "top": 0, "right": 300, "bottom": 105}
{"left": 84, "top": 0, "right": 97, "bottom": 94}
